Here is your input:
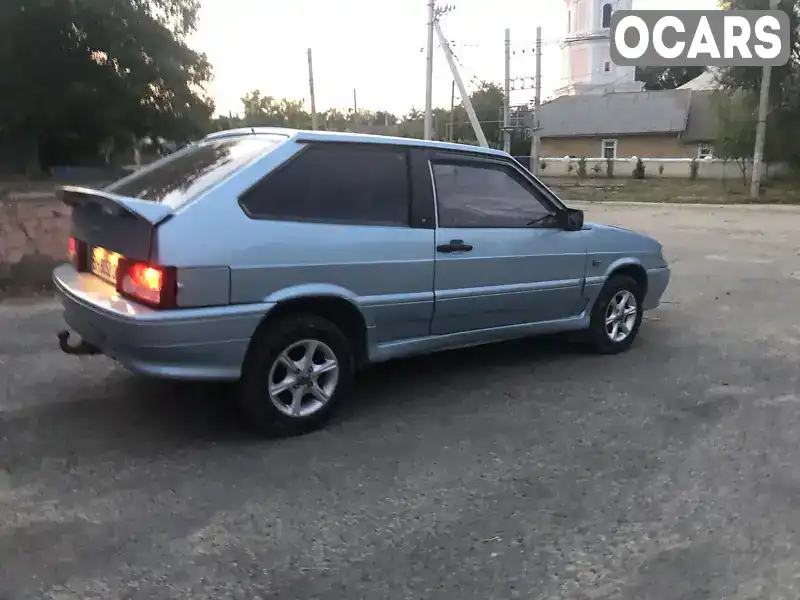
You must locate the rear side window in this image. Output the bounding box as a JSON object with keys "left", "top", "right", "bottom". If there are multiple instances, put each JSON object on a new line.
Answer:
{"left": 240, "top": 143, "right": 410, "bottom": 226}
{"left": 105, "top": 135, "right": 285, "bottom": 209}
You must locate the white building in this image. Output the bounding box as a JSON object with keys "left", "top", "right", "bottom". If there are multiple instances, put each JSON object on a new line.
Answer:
{"left": 556, "top": 0, "right": 642, "bottom": 96}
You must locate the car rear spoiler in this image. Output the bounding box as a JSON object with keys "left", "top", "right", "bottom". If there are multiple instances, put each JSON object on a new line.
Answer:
{"left": 59, "top": 185, "right": 173, "bottom": 225}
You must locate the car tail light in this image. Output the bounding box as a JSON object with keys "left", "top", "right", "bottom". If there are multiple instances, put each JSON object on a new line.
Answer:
{"left": 116, "top": 259, "right": 177, "bottom": 309}
{"left": 68, "top": 236, "right": 87, "bottom": 270}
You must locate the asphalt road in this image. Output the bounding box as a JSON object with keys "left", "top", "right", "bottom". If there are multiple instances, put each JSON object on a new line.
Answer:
{"left": 2, "top": 201, "right": 800, "bottom": 600}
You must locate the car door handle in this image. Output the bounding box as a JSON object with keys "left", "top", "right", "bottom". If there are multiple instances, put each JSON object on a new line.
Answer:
{"left": 436, "top": 240, "right": 473, "bottom": 253}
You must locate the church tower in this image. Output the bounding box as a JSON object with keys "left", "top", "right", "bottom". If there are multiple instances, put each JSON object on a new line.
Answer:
{"left": 556, "top": 0, "right": 641, "bottom": 96}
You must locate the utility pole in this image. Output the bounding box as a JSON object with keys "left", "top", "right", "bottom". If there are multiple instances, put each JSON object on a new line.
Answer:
{"left": 434, "top": 19, "right": 489, "bottom": 147}
{"left": 307, "top": 48, "right": 318, "bottom": 130}
{"left": 424, "top": 0, "right": 436, "bottom": 140}
{"left": 530, "top": 26, "right": 543, "bottom": 174}
{"left": 750, "top": 0, "right": 780, "bottom": 199}
{"left": 503, "top": 28, "right": 511, "bottom": 154}
{"left": 448, "top": 80, "right": 455, "bottom": 142}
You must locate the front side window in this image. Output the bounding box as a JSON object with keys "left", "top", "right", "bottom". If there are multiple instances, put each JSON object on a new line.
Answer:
{"left": 432, "top": 161, "right": 551, "bottom": 228}
{"left": 240, "top": 143, "right": 410, "bottom": 226}
{"left": 107, "top": 135, "right": 285, "bottom": 209}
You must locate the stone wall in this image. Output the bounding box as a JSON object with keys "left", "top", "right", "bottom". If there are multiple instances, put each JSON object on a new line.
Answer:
{"left": 0, "top": 191, "right": 70, "bottom": 291}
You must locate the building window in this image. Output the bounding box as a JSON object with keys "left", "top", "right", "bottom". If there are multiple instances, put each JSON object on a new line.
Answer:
{"left": 697, "top": 144, "right": 714, "bottom": 159}
{"left": 604, "top": 61, "right": 611, "bottom": 72}
{"left": 567, "top": 10, "right": 571, "bottom": 33}
{"left": 602, "top": 139, "right": 618, "bottom": 159}
{"left": 602, "top": 3, "right": 612, "bottom": 28}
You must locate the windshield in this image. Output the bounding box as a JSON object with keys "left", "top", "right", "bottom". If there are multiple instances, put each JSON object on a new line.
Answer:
{"left": 105, "top": 134, "right": 286, "bottom": 209}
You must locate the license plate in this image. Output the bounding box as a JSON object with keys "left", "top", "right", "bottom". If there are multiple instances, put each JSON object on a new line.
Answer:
{"left": 90, "top": 246, "right": 122, "bottom": 285}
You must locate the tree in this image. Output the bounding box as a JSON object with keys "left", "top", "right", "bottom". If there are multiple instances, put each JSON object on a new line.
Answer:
{"left": 208, "top": 94, "right": 404, "bottom": 135}
{"left": 321, "top": 109, "right": 351, "bottom": 131}
{"left": 239, "top": 92, "right": 312, "bottom": 129}
{"left": 717, "top": 0, "right": 799, "bottom": 101}
{"left": 373, "top": 111, "right": 398, "bottom": 127}
{"left": 635, "top": 67, "right": 706, "bottom": 90}
{"left": 397, "top": 108, "right": 424, "bottom": 139}
{"left": 450, "top": 81, "right": 505, "bottom": 146}
{"left": 712, "top": 91, "right": 757, "bottom": 184}
{"left": 0, "top": 0, "right": 214, "bottom": 171}
{"left": 714, "top": 0, "right": 800, "bottom": 171}
{"left": 206, "top": 80, "right": 508, "bottom": 150}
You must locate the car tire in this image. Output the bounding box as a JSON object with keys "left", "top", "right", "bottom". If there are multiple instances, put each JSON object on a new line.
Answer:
{"left": 238, "top": 313, "right": 355, "bottom": 438}
{"left": 585, "top": 274, "right": 644, "bottom": 355}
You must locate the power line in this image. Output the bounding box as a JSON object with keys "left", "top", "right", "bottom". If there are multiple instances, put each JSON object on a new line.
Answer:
{"left": 419, "top": 36, "right": 485, "bottom": 92}
{"left": 445, "top": 37, "right": 487, "bottom": 91}
{"left": 451, "top": 37, "right": 567, "bottom": 47}
{"left": 511, "top": 45, "right": 562, "bottom": 56}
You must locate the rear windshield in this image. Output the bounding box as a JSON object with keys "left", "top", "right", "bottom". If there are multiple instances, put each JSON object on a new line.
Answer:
{"left": 105, "top": 134, "right": 285, "bottom": 208}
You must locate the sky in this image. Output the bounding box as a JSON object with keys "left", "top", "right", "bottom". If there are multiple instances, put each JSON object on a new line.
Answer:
{"left": 188, "top": 0, "right": 719, "bottom": 118}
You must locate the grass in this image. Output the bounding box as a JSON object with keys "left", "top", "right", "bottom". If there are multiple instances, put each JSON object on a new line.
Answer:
{"left": 540, "top": 177, "right": 800, "bottom": 205}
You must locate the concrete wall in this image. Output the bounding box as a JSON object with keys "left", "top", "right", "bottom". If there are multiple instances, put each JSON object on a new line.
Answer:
{"left": 537, "top": 157, "right": 789, "bottom": 181}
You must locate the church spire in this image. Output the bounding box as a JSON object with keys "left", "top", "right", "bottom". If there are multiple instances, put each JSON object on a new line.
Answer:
{"left": 557, "top": 0, "right": 641, "bottom": 96}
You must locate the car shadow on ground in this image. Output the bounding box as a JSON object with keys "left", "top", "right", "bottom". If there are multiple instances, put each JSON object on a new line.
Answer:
{"left": 342, "top": 334, "right": 588, "bottom": 417}
{"left": 0, "top": 334, "right": 599, "bottom": 471}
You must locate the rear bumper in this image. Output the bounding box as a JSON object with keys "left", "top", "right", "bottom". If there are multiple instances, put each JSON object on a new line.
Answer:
{"left": 643, "top": 266, "right": 670, "bottom": 310}
{"left": 53, "top": 264, "right": 272, "bottom": 381}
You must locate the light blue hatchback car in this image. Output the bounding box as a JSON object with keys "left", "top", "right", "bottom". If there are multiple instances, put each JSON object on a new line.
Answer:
{"left": 53, "top": 128, "right": 670, "bottom": 436}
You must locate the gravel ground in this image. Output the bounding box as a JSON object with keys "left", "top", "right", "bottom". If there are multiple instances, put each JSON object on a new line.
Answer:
{"left": 1, "top": 201, "right": 799, "bottom": 599}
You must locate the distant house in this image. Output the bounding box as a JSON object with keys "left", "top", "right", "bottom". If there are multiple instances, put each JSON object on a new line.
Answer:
{"left": 537, "top": 88, "right": 716, "bottom": 160}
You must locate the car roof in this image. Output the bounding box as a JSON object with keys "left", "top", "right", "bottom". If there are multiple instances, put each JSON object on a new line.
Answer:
{"left": 202, "top": 127, "right": 510, "bottom": 158}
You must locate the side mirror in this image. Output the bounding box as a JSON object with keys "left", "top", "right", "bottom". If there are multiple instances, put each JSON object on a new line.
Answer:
{"left": 555, "top": 208, "right": 584, "bottom": 231}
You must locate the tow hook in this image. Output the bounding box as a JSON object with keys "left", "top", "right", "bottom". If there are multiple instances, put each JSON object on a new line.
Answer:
{"left": 57, "top": 330, "right": 101, "bottom": 356}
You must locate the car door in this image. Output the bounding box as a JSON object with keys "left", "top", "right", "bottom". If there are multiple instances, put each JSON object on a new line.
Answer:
{"left": 429, "top": 153, "right": 588, "bottom": 336}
